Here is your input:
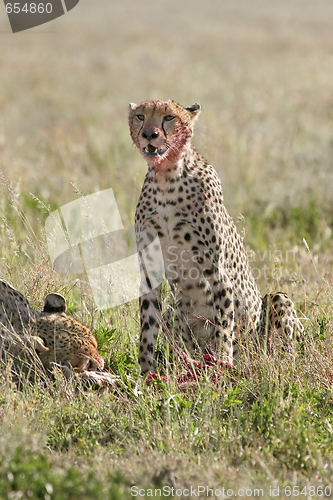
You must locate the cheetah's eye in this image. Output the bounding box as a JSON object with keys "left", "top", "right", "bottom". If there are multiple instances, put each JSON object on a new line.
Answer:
{"left": 136, "top": 114, "right": 145, "bottom": 121}
{"left": 164, "top": 115, "right": 175, "bottom": 122}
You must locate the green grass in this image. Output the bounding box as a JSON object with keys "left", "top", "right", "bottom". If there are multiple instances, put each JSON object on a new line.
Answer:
{"left": 1, "top": 0, "right": 333, "bottom": 497}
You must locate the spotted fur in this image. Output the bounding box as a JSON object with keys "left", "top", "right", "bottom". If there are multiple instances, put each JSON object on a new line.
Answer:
{"left": 130, "top": 99, "right": 304, "bottom": 373}
{"left": 0, "top": 279, "right": 104, "bottom": 371}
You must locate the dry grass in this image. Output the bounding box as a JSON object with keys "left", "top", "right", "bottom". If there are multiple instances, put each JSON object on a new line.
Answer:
{"left": 1, "top": 0, "right": 333, "bottom": 497}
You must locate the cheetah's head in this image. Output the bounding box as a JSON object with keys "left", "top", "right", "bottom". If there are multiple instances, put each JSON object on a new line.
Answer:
{"left": 129, "top": 100, "right": 201, "bottom": 168}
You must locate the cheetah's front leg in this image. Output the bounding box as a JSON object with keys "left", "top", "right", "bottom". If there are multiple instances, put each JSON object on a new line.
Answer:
{"left": 139, "top": 284, "right": 162, "bottom": 374}
{"left": 211, "top": 274, "right": 236, "bottom": 365}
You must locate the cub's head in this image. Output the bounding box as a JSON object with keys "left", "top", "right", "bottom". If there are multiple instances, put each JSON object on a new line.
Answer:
{"left": 129, "top": 100, "right": 201, "bottom": 167}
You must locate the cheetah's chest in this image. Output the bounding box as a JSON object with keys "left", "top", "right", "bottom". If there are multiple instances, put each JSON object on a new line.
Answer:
{"left": 142, "top": 187, "right": 218, "bottom": 328}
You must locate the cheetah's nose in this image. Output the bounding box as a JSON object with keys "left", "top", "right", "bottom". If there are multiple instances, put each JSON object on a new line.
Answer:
{"left": 142, "top": 128, "right": 159, "bottom": 141}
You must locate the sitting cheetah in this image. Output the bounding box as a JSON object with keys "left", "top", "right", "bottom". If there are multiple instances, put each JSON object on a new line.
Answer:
{"left": 129, "top": 99, "right": 304, "bottom": 374}
{"left": 0, "top": 278, "right": 104, "bottom": 372}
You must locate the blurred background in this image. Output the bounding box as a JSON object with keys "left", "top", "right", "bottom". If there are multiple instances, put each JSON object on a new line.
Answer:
{"left": 0, "top": 0, "right": 333, "bottom": 299}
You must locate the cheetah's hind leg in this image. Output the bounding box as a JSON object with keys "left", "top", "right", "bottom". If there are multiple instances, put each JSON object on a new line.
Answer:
{"left": 261, "top": 292, "right": 304, "bottom": 353}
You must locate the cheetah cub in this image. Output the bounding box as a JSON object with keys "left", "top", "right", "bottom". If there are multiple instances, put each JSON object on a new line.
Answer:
{"left": 129, "top": 99, "right": 303, "bottom": 374}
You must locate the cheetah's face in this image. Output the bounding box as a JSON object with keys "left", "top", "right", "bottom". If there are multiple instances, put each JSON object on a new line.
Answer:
{"left": 129, "top": 100, "right": 201, "bottom": 167}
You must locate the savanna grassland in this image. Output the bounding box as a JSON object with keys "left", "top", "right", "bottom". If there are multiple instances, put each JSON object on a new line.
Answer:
{"left": 1, "top": 1, "right": 333, "bottom": 498}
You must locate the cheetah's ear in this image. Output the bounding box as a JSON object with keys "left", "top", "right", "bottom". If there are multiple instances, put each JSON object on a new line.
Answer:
{"left": 129, "top": 102, "right": 138, "bottom": 112}
{"left": 186, "top": 103, "right": 201, "bottom": 121}
{"left": 43, "top": 293, "right": 67, "bottom": 313}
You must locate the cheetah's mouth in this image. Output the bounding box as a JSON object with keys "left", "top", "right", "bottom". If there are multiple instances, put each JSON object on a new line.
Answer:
{"left": 143, "top": 144, "right": 168, "bottom": 157}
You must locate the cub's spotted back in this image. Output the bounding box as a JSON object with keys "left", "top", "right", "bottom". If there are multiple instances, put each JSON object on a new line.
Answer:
{"left": 0, "top": 278, "right": 104, "bottom": 372}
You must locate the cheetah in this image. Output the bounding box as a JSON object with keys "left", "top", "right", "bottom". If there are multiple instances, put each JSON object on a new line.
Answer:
{"left": 129, "top": 99, "right": 304, "bottom": 374}
{"left": 0, "top": 279, "right": 140, "bottom": 394}
{"left": 0, "top": 278, "right": 104, "bottom": 372}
